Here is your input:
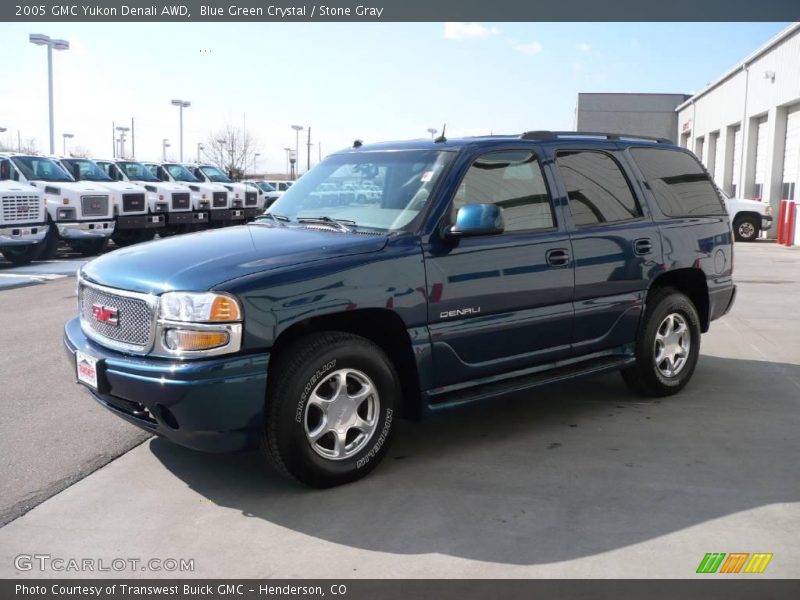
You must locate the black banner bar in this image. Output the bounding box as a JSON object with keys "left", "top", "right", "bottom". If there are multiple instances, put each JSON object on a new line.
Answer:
{"left": 2, "top": 0, "right": 800, "bottom": 22}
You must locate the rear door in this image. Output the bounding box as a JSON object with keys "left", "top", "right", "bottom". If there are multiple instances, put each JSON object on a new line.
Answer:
{"left": 552, "top": 146, "right": 662, "bottom": 356}
{"left": 423, "top": 146, "right": 575, "bottom": 388}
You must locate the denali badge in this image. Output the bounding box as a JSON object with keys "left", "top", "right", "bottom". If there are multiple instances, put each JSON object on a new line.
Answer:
{"left": 91, "top": 303, "right": 119, "bottom": 326}
{"left": 440, "top": 307, "right": 481, "bottom": 319}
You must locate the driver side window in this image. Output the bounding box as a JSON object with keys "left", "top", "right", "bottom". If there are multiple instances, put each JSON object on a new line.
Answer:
{"left": 453, "top": 150, "right": 555, "bottom": 232}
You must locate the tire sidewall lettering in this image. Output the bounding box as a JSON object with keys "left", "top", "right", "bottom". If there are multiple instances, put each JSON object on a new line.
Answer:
{"left": 295, "top": 359, "right": 337, "bottom": 424}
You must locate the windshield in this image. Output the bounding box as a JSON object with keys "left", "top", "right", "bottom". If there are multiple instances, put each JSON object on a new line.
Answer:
{"left": 61, "top": 159, "right": 113, "bottom": 182}
{"left": 164, "top": 164, "right": 200, "bottom": 183}
{"left": 199, "top": 165, "right": 232, "bottom": 183}
{"left": 256, "top": 181, "right": 276, "bottom": 192}
{"left": 11, "top": 156, "right": 73, "bottom": 182}
{"left": 267, "top": 150, "right": 453, "bottom": 232}
{"left": 118, "top": 161, "right": 159, "bottom": 182}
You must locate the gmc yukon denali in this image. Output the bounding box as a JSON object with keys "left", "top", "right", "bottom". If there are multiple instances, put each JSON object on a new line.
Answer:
{"left": 64, "top": 131, "right": 736, "bottom": 487}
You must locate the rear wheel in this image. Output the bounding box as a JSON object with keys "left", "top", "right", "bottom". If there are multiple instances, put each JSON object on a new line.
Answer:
{"left": 68, "top": 237, "right": 108, "bottom": 257}
{"left": 621, "top": 288, "right": 701, "bottom": 397}
{"left": 733, "top": 216, "right": 759, "bottom": 242}
{"left": 1, "top": 244, "right": 41, "bottom": 266}
{"left": 262, "top": 332, "right": 399, "bottom": 488}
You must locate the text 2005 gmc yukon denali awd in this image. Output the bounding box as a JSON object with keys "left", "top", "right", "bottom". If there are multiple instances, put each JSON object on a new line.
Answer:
{"left": 64, "top": 131, "right": 736, "bottom": 487}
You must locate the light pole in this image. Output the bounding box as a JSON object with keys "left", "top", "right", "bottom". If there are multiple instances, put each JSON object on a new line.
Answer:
{"left": 253, "top": 152, "right": 261, "bottom": 176}
{"left": 62, "top": 133, "right": 73, "bottom": 155}
{"left": 426, "top": 127, "right": 437, "bottom": 140}
{"left": 116, "top": 126, "right": 129, "bottom": 158}
{"left": 283, "top": 147, "right": 291, "bottom": 177}
{"left": 162, "top": 139, "right": 171, "bottom": 161}
{"left": 170, "top": 99, "right": 191, "bottom": 161}
{"left": 197, "top": 143, "right": 204, "bottom": 162}
{"left": 291, "top": 125, "right": 303, "bottom": 179}
{"left": 29, "top": 34, "right": 69, "bottom": 155}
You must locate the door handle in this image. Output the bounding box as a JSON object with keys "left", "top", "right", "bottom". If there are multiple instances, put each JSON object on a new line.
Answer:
{"left": 634, "top": 238, "right": 653, "bottom": 256}
{"left": 546, "top": 248, "right": 570, "bottom": 267}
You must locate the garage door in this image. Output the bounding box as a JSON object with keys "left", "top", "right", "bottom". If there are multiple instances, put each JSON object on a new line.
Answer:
{"left": 753, "top": 117, "right": 768, "bottom": 199}
{"left": 783, "top": 106, "right": 800, "bottom": 200}
{"left": 712, "top": 132, "right": 724, "bottom": 183}
{"left": 731, "top": 126, "right": 742, "bottom": 196}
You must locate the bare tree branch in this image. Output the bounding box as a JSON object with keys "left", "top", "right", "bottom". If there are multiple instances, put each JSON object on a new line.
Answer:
{"left": 203, "top": 124, "right": 257, "bottom": 180}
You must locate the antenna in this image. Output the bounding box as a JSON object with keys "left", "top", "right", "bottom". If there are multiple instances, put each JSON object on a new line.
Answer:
{"left": 353, "top": 139, "right": 363, "bottom": 148}
{"left": 434, "top": 124, "right": 447, "bottom": 143}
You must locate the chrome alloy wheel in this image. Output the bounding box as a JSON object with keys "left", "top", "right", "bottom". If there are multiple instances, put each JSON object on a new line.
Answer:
{"left": 304, "top": 368, "right": 380, "bottom": 460}
{"left": 653, "top": 313, "right": 691, "bottom": 378}
{"left": 738, "top": 221, "right": 756, "bottom": 239}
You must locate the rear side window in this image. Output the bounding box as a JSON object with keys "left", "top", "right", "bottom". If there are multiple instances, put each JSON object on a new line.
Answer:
{"left": 454, "top": 150, "right": 555, "bottom": 232}
{"left": 630, "top": 147, "right": 726, "bottom": 217}
{"left": 555, "top": 151, "right": 641, "bottom": 226}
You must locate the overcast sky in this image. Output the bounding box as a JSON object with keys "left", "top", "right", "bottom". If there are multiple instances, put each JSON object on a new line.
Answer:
{"left": 0, "top": 21, "right": 791, "bottom": 173}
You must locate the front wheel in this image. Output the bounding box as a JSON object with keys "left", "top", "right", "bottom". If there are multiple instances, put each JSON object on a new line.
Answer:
{"left": 621, "top": 288, "right": 701, "bottom": 397}
{"left": 1, "top": 243, "right": 41, "bottom": 266}
{"left": 112, "top": 228, "right": 149, "bottom": 247}
{"left": 263, "top": 332, "right": 399, "bottom": 488}
{"left": 733, "top": 216, "right": 759, "bottom": 242}
{"left": 68, "top": 237, "right": 109, "bottom": 257}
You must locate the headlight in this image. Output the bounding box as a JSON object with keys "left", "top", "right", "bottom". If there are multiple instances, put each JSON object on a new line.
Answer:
{"left": 159, "top": 291, "right": 242, "bottom": 323}
{"left": 765, "top": 205, "right": 773, "bottom": 216}
{"left": 191, "top": 193, "right": 201, "bottom": 203}
{"left": 147, "top": 193, "right": 158, "bottom": 203}
{"left": 164, "top": 329, "right": 230, "bottom": 351}
{"left": 56, "top": 207, "right": 76, "bottom": 220}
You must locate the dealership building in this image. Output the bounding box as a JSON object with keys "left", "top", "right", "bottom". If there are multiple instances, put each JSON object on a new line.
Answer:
{"left": 576, "top": 22, "right": 800, "bottom": 237}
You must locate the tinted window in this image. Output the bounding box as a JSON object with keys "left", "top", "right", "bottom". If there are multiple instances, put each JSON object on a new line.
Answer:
{"left": 453, "top": 150, "right": 554, "bottom": 232}
{"left": 556, "top": 151, "right": 641, "bottom": 226}
{"left": 630, "top": 147, "right": 726, "bottom": 217}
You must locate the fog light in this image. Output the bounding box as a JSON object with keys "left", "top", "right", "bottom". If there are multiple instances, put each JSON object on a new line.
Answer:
{"left": 164, "top": 329, "right": 229, "bottom": 351}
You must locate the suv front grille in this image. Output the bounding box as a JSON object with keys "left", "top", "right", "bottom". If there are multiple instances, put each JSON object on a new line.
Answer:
{"left": 245, "top": 191, "right": 257, "bottom": 206}
{"left": 81, "top": 195, "right": 109, "bottom": 217}
{"left": 212, "top": 192, "right": 227, "bottom": 208}
{"left": 122, "top": 193, "right": 145, "bottom": 212}
{"left": 78, "top": 282, "right": 154, "bottom": 351}
{"left": 171, "top": 193, "right": 190, "bottom": 210}
{"left": 1, "top": 194, "right": 40, "bottom": 223}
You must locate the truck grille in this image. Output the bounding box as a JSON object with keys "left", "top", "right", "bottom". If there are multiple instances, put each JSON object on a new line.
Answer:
{"left": 212, "top": 192, "right": 227, "bottom": 208}
{"left": 1, "top": 194, "right": 41, "bottom": 223}
{"left": 172, "top": 193, "right": 190, "bottom": 210}
{"left": 81, "top": 195, "right": 109, "bottom": 217}
{"left": 122, "top": 193, "right": 145, "bottom": 212}
{"left": 245, "top": 191, "right": 257, "bottom": 206}
{"left": 78, "top": 282, "right": 154, "bottom": 351}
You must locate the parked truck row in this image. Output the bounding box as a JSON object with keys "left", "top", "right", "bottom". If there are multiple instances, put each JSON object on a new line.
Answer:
{"left": 0, "top": 153, "right": 280, "bottom": 264}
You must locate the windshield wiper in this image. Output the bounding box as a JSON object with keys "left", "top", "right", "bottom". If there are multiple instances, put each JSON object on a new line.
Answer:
{"left": 296, "top": 216, "right": 355, "bottom": 233}
{"left": 255, "top": 212, "right": 290, "bottom": 227}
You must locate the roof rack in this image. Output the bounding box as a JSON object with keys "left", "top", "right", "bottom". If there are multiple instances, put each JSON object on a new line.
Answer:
{"left": 519, "top": 130, "right": 672, "bottom": 144}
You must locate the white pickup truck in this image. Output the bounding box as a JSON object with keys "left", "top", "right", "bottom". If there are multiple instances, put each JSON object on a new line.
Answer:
{"left": 58, "top": 158, "right": 165, "bottom": 246}
{"left": 184, "top": 163, "right": 261, "bottom": 220}
{"left": 96, "top": 159, "right": 206, "bottom": 236}
{"left": 146, "top": 162, "right": 245, "bottom": 228}
{"left": 719, "top": 189, "right": 774, "bottom": 242}
{"left": 0, "top": 157, "right": 49, "bottom": 265}
{"left": 1, "top": 153, "right": 114, "bottom": 257}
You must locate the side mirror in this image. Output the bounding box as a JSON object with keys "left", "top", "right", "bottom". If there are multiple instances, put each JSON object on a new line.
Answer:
{"left": 445, "top": 203, "right": 505, "bottom": 238}
{"left": 0, "top": 161, "right": 9, "bottom": 181}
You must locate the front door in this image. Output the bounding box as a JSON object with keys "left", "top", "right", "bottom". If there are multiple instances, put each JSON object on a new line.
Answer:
{"left": 423, "top": 147, "right": 575, "bottom": 389}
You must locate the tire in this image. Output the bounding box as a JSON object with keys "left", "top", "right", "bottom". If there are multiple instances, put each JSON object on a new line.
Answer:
{"left": 263, "top": 332, "right": 399, "bottom": 488}
{"left": 68, "top": 237, "right": 109, "bottom": 257}
{"left": 1, "top": 243, "right": 41, "bottom": 266}
{"left": 39, "top": 223, "right": 60, "bottom": 260}
{"left": 112, "top": 228, "right": 148, "bottom": 247}
{"left": 621, "top": 287, "right": 701, "bottom": 397}
{"left": 733, "top": 216, "right": 759, "bottom": 242}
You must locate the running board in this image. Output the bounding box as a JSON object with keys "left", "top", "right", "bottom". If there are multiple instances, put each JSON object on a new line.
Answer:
{"left": 424, "top": 354, "right": 635, "bottom": 411}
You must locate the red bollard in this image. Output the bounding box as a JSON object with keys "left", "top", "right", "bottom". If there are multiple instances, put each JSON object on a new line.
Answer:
{"left": 785, "top": 202, "right": 796, "bottom": 247}
{"left": 777, "top": 200, "right": 787, "bottom": 244}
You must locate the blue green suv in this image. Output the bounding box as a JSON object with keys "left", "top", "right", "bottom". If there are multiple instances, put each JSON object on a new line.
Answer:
{"left": 64, "top": 131, "right": 736, "bottom": 487}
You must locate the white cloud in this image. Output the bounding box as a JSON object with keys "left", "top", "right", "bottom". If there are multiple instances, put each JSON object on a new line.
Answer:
{"left": 443, "top": 22, "right": 500, "bottom": 41}
{"left": 577, "top": 42, "right": 592, "bottom": 52}
{"left": 514, "top": 41, "right": 543, "bottom": 56}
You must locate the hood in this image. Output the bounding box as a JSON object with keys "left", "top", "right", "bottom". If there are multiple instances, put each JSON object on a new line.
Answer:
{"left": 33, "top": 180, "right": 112, "bottom": 195}
{"left": 0, "top": 180, "right": 40, "bottom": 194}
{"left": 80, "top": 223, "right": 388, "bottom": 294}
{"left": 133, "top": 180, "right": 188, "bottom": 194}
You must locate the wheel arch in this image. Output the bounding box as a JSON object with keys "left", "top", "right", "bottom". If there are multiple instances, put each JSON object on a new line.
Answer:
{"left": 647, "top": 268, "right": 710, "bottom": 332}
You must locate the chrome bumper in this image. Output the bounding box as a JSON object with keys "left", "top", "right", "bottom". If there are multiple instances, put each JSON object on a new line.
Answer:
{"left": 0, "top": 224, "right": 49, "bottom": 246}
{"left": 57, "top": 221, "right": 115, "bottom": 239}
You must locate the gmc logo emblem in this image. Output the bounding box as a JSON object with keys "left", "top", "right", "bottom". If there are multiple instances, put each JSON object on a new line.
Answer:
{"left": 91, "top": 303, "right": 119, "bottom": 326}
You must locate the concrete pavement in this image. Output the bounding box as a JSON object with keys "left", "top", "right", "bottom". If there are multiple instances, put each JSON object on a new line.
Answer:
{"left": 0, "top": 242, "right": 798, "bottom": 578}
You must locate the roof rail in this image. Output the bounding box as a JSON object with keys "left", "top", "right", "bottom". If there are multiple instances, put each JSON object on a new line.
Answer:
{"left": 519, "top": 130, "right": 672, "bottom": 144}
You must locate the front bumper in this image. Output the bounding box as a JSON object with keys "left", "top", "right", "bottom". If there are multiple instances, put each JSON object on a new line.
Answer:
{"left": 63, "top": 317, "right": 269, "bottom": 453}
{"left": 168, "top": 210, "right": 208, "bottom": 226}
{"left": 244, "top": 207, "right": 262, "bottom": 220}
{"left": 117, "top": 214, "right": 166, "bottom": 230}
{"left": 761, "top": 215, "right": 773, "bottom": 229}
{"left": 0, "top": 223, "right": 49, "bottom": 246}
{"left": 209, "top": 208, "right": 246, "bottom": 223}
{"left": 56, "top": 220, "right": 115, "bottom": 239}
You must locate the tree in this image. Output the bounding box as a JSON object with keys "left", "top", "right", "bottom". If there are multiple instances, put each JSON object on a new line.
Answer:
{"left": 204, "top": 124, "right": 258, "bottom": 181}
{"left": 0, "top": 136, "right": 38, "bottom": 153}
{"left": 69, "top": 146, "right": 92, "bottom": 158}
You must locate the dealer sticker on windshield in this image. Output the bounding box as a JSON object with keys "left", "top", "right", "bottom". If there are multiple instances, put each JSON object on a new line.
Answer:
{"left": 76, "top": 350, "right": 99, "bottom": 389}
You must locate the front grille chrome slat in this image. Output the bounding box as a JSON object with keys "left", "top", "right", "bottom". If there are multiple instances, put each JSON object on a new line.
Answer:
{"left": 2, "top": 194, "right": 41, "bottom": 223}
{"left": 78, "top": 279, "right": 157, "bottom": 354}
{"left": 81, "top": 195, "right": 110, "bottom": 217}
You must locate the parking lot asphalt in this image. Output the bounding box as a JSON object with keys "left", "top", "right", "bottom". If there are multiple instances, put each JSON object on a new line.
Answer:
{"left": 0, "top": 242, "right": 798, "bottom": 578}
